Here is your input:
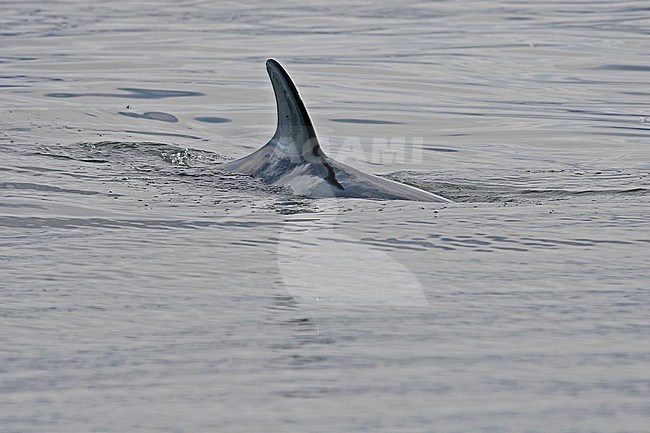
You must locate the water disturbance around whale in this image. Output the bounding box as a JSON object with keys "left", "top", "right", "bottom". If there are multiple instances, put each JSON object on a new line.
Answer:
{"left": 222, "top": 59, "right": 452, "bottom": 202}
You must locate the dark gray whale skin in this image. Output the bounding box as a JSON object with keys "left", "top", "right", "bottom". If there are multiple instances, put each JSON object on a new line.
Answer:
{"left": 222, "top": 59, "right": 451, "bottom": 203}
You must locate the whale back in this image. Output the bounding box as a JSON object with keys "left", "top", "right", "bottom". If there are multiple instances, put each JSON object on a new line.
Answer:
{"left": 221, "top": 59, "right": 452, "bottom": 203}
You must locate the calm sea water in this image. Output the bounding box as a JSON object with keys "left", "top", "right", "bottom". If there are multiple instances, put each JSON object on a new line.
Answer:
{"left": 1, "top": 1, "right": 649, "bottom": 432}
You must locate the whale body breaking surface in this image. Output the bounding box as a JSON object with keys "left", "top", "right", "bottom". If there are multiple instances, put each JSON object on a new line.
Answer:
{"left": 222, "top": 59, "right": 451, "bottom": 203}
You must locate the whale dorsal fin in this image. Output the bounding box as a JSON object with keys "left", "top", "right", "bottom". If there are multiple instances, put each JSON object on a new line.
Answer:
{"left": 266, "top": 59, "right": 322, "bottom": 158}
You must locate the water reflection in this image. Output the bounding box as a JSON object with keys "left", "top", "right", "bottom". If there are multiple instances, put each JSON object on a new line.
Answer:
{"left": 330, "top": 118, "right": 404, "bottom": 125}
{"left": 118, "top": 111, "right": 178, "bottom": 122}
{"left": 194, "top": 116, "right": 232, "bottom": 124}
{"left": 46, "top": 87, "right": 205, "bottom": 99}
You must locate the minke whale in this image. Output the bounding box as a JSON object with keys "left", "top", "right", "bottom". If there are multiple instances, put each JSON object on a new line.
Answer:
{"left": 222, "top": 59, "right": 451, "bottom": 202}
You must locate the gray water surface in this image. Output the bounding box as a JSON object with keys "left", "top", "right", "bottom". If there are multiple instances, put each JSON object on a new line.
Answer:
{"left": 1, "top": 1, "right": 649, "bottom": 432}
